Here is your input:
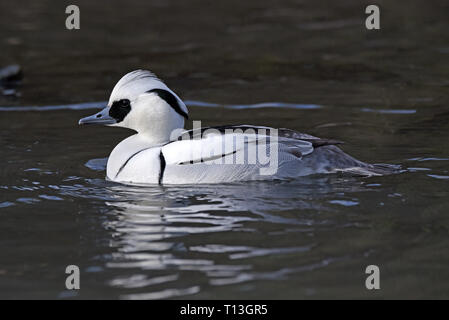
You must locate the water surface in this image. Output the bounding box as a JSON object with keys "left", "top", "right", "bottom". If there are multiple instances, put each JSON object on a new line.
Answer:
{"left": 0, "top": 0, "right": 449, "bottom": 299}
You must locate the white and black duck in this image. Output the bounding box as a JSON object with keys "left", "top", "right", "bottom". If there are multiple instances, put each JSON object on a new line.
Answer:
{"left": 79, "top": 70, "right": 396, "bottom": 185}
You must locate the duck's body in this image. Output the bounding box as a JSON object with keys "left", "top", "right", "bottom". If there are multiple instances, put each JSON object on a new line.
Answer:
{"left": 79, "top": 70, "right": 395, "bottom": 185}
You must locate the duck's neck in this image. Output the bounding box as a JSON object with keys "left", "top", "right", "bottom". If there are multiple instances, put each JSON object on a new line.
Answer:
{"left": 135, "top": 131, "right": 170, "bottom": 147}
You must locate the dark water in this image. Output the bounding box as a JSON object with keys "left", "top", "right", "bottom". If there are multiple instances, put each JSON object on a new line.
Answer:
{"left": 1, "top": 1, "right": 449, "bottom": 299}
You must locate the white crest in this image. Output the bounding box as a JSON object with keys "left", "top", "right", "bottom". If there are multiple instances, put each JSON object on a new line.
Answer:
{"left": 108, "top": 70, "right": 173, "bottom": 105}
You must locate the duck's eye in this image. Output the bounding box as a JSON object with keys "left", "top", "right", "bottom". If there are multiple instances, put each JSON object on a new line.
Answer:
{"left": 109, "top": 99, "right": 131, "bottom": 123}
{"left": 118, "top": 99, "right": 130, "bottom": 108}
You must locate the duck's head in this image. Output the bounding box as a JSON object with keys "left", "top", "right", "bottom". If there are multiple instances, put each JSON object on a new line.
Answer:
{"left": 79, "top": 69, "right": 188, "bottom": 143}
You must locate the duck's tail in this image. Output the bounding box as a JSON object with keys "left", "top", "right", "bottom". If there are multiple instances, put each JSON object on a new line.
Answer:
{"left": 334, "top": 163, "right": 402, "bottom": 177}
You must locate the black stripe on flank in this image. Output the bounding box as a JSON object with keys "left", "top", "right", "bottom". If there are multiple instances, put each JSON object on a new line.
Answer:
{"left": 178, "top": 150, "right": 237, "bottom": 165}
{"left": 115, "top": 147, "right": 151, "bottom": 179}
{"left": 147, "top": 88, "right": 188, "bottom": 119}
{"left": 158, "top": 151, "right": 166, "bottom": 185}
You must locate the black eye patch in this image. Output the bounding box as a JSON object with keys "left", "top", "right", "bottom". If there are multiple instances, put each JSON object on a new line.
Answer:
{"left": 109, "top": 99, "right": 131, "bottom": 122}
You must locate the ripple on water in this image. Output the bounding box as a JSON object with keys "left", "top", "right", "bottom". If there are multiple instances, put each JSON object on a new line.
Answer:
{"left": 361, "top": 108, "right": 417, "bottom": 114}
{"left": 0, "top": 100, "right": 323, "bottom": 112}
{"left": 328, "top": 199, "right": 359, "bottom": 207}
{"left": 408, "top": 157, "right": 449, "bottom": 162}
{"left": 427, "top": 174, "right": 449, "bottom": 180}
{"left": 122, "top": 285, "right": 201, "bottom": 300}
{"left": 0, "top": 201, "right": 15, "bottom": 208}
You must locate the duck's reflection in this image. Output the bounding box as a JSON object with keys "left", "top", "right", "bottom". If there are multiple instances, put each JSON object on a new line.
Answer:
{"left": 76, "top": 174, "right": 371, "bottom": 299}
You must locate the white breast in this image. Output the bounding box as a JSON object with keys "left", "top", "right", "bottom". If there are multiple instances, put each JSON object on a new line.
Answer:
{"left": 111, "top": 147, "right": 162, "bottom": 184}
{"left": 106, "top": 134, "right": 162, "bottom": 184}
